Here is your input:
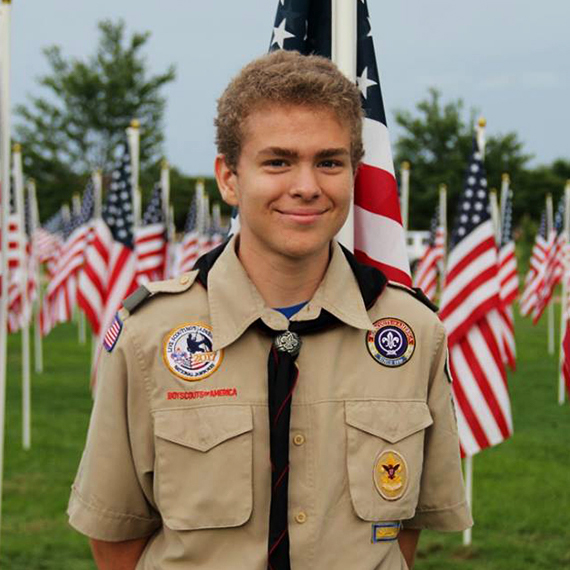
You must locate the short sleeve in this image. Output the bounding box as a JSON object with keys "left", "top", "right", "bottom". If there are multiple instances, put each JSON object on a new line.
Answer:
{"left": 403, "top": 325, "right": 473, "bottom": 531}
{"left": 67, "top": 320, "right": 161, "bottom": 541}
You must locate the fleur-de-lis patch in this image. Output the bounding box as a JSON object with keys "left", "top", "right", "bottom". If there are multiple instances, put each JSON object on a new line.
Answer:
{"left": 366, "top": 318, "right": 415, "bottom": 367}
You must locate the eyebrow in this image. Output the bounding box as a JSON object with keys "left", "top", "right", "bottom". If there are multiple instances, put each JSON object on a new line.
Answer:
{"left": 257, "top": 147, "right": 350, "bottom": 159}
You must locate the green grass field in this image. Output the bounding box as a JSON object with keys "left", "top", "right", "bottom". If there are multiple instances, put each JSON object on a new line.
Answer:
{"left": 1, "top": 310, "right": 569, "bottom": 569}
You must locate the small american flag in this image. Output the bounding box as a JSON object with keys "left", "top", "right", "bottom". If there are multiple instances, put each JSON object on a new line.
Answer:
{"left": 266, "top": 0, "right": 410, "bottom": 284}
{"left": 519, "top": 210, "right": 547, "bottom": 317}
{"left": 497, "top": 186, "right": 518, "bottom": 369}
{"left": 439, "top": 137, "right": 513, "bottom": 457}
{"left": 102, "top": 312, "right": 123, "bottom": 352}
{"left": 77, "top": 144, "right": 136, "bottom": 337}
{"left": 413, "top": 205, "right": 445, "bottom": 302}
{"left": 134, "top": 182, "right": 167, "bottom": 284}
{"left": 532, "top": 196, "right": 566, "bottom": 324}
{"left": 176, "top": 192, "right": 200, "bottom": 274}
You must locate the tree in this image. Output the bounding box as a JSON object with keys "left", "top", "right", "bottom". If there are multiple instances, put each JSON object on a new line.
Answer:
{"left": 393, "top": 88, "right": 532, "bottom": 230}
{"left": 15, "top": 19, "right": 176, "bottom": 221}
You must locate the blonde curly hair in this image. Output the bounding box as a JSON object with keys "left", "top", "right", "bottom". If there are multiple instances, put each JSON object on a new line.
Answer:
{"left": 215, "top": 50, "right": 364, "bottom": 172}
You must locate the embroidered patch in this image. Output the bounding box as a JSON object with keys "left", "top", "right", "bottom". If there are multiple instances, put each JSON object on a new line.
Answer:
{"left": 163, "top": 323, "right": 223, "bottom": 382}
{"left": 366, "top": 318, "right": 415, "bottom": 367}
{"left": 373, "top": 450, "right": 408, "bottom": 501}
{"left": 103, "top": 313, "right": 123, "bottom": 352}
{"left": 371, "top": 522, "right": 402, "bottom": 543}
{"left": 167, "top": 388, "right": 237, "bottom": 400}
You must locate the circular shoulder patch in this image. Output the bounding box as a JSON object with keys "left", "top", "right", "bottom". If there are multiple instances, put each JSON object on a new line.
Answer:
{"left": 373, "top": 450, "right": 408, "bottom": 501}
{"left": 366, "top": 318, "right": 415, "bottom": 367}
{"left": 163, "top": 322, "right": 223, "bottom": 382}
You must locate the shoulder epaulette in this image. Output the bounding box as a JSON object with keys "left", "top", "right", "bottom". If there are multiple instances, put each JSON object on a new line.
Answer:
{"left": 386, "top": 281, "right": 439, "bottom": 313}
{"left": 122, "top": 272, "right": 198, "bottom": 315}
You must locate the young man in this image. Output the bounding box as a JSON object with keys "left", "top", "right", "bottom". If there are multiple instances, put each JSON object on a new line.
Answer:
{"left": 68, "top": 50, "right": 472, "bottom": 570}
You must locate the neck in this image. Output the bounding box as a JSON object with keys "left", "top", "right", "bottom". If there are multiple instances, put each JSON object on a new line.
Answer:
{"left": 236, "top": 237, "right": 330, "bottom": 308}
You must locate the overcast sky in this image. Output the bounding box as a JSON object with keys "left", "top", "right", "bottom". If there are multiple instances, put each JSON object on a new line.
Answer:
{"left": 11, "top": 0, "right": 570, "bottom": 177}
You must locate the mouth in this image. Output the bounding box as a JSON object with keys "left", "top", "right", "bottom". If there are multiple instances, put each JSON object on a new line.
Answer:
{"left": 275, "top": 208, "right": 329, "bottom": 225}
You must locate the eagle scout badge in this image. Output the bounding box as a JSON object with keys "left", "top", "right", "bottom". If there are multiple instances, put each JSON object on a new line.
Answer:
{"left": 103, "top": 313, "right": 123, "bottom": 352}
{"left": 373, "top": 450, "right": 408, "bottom": 501}
{"left": 163, "top": 323, "right": 223, "bottom": 382}
{"left": 366, "top": 318, "right": 415, "bottom": 367}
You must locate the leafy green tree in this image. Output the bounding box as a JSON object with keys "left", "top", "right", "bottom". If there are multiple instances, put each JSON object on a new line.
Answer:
{"left": 393, "top": 88, "right": 531, "bottom": 230}
{"left": 15, "top": 19, "right": 175, "bottom": 221}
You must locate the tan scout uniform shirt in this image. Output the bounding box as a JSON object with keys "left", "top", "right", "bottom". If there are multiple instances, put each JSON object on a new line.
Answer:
{"left": 68, "top": 237, "right": 472, "bottom": 569}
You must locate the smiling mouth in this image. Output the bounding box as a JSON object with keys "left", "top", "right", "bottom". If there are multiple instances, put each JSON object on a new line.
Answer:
{"left": 276, "top": 210, "right": 328, "bottom": 224}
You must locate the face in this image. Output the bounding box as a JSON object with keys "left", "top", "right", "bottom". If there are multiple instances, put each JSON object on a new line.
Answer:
{"left": 215, "top": 104, "right": 354, "bottom": 263}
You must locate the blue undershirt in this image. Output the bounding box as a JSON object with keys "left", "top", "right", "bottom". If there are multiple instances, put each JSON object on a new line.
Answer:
{"left": 274, "top": 301, "right": 308, "bottom": 320}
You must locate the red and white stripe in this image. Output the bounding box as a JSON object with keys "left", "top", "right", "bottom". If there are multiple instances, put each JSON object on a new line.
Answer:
{"left": 497, "top": 240, "right": 518, "bottom": 369}
{"left": 134, "top": 223, "right": 167, "bottom": 284}
{"left": 413, "top": 227, "right": 445, "bottom": 302}
{"left": 354, "top": 119, "right": 411, "bottom": 285}
{"left": 177, "top": 229, "right": 200, "bottom": 275}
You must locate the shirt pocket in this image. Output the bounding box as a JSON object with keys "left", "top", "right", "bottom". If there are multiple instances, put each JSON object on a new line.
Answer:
{"left": 153, "top": 405, "right": 253, "bottom": 531}
{"left": 344, "top": 400, "right": 433, "bottom": 522}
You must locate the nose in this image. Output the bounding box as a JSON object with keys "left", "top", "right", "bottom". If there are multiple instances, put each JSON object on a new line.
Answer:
{"left": 290, "top": 165, "right": 322, "bottom": 201}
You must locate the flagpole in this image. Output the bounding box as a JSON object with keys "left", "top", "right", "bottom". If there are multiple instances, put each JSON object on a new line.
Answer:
{"left": 558, "top": 180, "right": 570, "bottom": 405}
{"left": 400, "top": 161, "right": 410, "bottom": 233}
{"left": 439, "top": 183, "right": 447, "bottom": 298}
{"left": 90, "top": 170, "right": 103, "bottom": 366}
{"left": 28, "top": 180, "right": 43, "bottom": 373}
{"left": 71, "top": 192, "right": 86, "bottom": 344}
{"left": 126, "top": 119, "right": 141, "bottom": 227}
{"left": 13, "top": 144, "right": 31, "bottom": 450}
{"left": 499, "top": 174, "right": 510, "bottom": 241}
{"left": 0, "top": 0, "right": 12, "bottom": 545}
{"left": 463, "top": 116, "right": 487, "bottom": 549}
{"left": 331, "top": 0, "right": 357, "bottom": 251}
{"left": 546, "top": 193, "right": 555, "bottom": 356}
{"left": 489, "top": 189, "right": 501, "bottom": 244}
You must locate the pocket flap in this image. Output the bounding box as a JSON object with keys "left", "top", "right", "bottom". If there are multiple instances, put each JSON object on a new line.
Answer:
{"left": 154, "top": 405, "right": 253, "bottom": 452}
{"left": 345, "top": 401, "right": 432, "bottom": 443}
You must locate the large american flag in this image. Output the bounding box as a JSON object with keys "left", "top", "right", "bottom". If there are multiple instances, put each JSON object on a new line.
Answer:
{"left": 134, "top": 182, "right": 167, "bottom": 284}
{"left": 532, "top": 196, "right": 566, "bottom": 324}
{"left": 44, "top": 183, "right": 94, "bottom": 331}
{"left": 497, "top": 186, "right": 518, "bottom": 369}
{"left": 519, "top": 210, "right": 547, "bottom": 317}
{"left": 439, "top": 138, "right": 513, "bottom": 457}
{"left": 77, "top": 144, "right": 136, "bottom": 336}
{"left": 269, "top": 0, "right": 410, "bottom": 284}
{"left": 413, "top": 204, "right": 445, "bottom": 302}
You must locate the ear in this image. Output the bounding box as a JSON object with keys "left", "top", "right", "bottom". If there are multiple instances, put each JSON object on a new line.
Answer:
{"left": 214, "top": 154, "right": 239, "bottom": 207}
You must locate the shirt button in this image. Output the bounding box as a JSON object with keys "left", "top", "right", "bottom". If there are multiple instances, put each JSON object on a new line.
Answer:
{"left": 180, "top": 275, "right": 190, "bottom": 285}
{"left": 295, "top": 511, "right": 307, "bottom": 524}
{"left": 293, "top": 434, "right": 305, "bottom": 446}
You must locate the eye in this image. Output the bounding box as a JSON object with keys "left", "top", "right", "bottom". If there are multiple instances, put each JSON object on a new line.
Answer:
{"left": 318, "top": 159, "right": 344, "bottom": 169}
{"left": 263, "top": 159, "right": 289, "bottom": 168}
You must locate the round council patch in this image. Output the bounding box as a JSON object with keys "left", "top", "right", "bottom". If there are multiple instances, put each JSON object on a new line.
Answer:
{"left": 366, "top": 318, "right": 415, "bottom": 367}
{"left": 373, "top": 450, "right": 408, "bottom": 501}
{"left": 163, "top": 323, "right": 223, "bottom": 382}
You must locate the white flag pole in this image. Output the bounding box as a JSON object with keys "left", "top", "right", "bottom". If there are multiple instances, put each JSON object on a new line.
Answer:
{"left": 332, "top": 0, "right": 357, "bottom": 252}
{"left": 28, "top": 180, "right": 43, "bottom": 373}
{"left": 489, "top": 189, "right": 501, "bottom": 245}
{"left": 72, "top": 192, "right": 86, "bottom": 345}
{"left": 558, "top": 181, "right": 570, "bottom": 405}
{"left": 0, "top": 0, "right": 12, "bottom": 545}
{"left": 400, "top": 161, "right": 410, "bottom": 233}
{"left": 438, "top": 183, "right": 447, "bottom": 299}
{"left": 546, "top": 194, "right": 555, "bottom": 356}
{"left": 126, "top": 119, "right": 141, "bottom": 227}
{"left": 89, "top": 170, "right": 103, "bottom": 365}
{"left": 463, "top": 117, "right": 487, "bottom": 548}
{"left": 160, "top": 159, "right": 171, "bottom": 278}
{"left": 13, "top": 144, "right": 31, "bottom": 450}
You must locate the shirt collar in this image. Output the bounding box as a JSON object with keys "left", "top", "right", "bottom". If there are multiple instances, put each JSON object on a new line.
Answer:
{"left": 208, "top": 236, "right": 377, "bottom": 351}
